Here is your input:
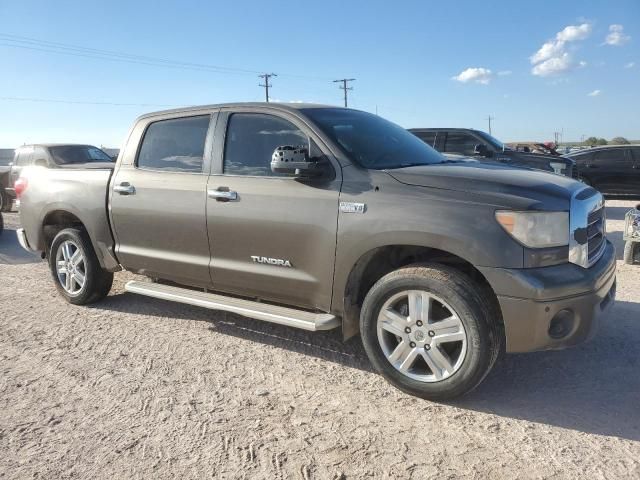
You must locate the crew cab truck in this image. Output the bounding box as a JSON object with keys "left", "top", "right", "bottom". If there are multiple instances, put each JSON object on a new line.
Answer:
{"left": 410, "top": 127, "right": 576, "bottom": 178}
{"left": 16, "top": 103, "right": 616, "bottom": 400}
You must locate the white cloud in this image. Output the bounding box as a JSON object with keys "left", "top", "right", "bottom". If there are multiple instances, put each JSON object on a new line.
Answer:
{"left": 578, "top": 60, "right": 588, "bottom": 67}
{"left": 530, "top": 23, "right": 592, "bottom": 77}
{"left": 530, "top": 40, "right": 565, "bottom": 64}
{"left": 557, "top": 23, "right": 592, "bottom": 42}
{"left": 587, "top": 89, "right": 601, "bottom": 97}
{"left": 532, "top": 52, "right": 573, "bottom": 77}
{"left": 604, "top": 24, "right": 630, "bottom": 46}
{"left": 452, "top": 67, "right": 493, "bottom": 85}
{"left": 497, "top": 70, "right": 512, "bottom": 76}
{"left": 625, "top": 61, "right": 636, "bottom": 68}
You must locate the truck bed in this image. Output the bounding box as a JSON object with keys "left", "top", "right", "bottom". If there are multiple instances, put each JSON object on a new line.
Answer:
{"left": 18, "top": 165, "right": 120, "bottom": 271}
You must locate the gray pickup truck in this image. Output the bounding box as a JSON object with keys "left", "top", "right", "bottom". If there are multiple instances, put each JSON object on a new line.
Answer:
{"left": 16, "top": 103, "right": 616, "bottom": 400}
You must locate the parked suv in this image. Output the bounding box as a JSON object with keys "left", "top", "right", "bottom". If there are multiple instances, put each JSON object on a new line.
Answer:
{"left": 15, "top": 104, "right": 615, "bottom": 400}
{"left": 4, "top": 144, "right": 114, "bottom": 206}
{"left": 410, "top": 128, "right": 576, "bottom": 177}
{"left": 566, "top": 145, "right": 640, "bottom": 196}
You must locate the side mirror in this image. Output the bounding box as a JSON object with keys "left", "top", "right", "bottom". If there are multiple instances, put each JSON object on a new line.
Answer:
{"left": 271, "top": 145, "right": 322, "bottom": 177}
{"left": 473, "top": 144, "right": 491, "bottom": 157}
{"left": 34, "top": 158, "right": 48, "bottom": 167}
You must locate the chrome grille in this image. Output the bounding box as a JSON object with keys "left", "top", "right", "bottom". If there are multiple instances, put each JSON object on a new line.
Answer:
{"left": 569, "top": 187, "right": 606, "bottom": 268}
{"left": 587, "top": 206, "right": 605, "bottom": 262}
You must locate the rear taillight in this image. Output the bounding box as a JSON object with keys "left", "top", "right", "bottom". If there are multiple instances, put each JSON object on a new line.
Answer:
{"left": 14, "top": 177, "right": 28, "bottom": 198}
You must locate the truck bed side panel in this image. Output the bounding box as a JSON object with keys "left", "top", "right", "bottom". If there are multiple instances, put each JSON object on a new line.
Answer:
{"left": 19, "top": 167, "right": 120, "bottom": 271}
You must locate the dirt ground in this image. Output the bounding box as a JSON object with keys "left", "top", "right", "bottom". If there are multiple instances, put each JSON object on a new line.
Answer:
{"left": 1, "top": 200, "right": 639, "bottom": 479}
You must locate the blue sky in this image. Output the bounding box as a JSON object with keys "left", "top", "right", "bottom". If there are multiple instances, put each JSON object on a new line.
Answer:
{"left": 0, "top": 0, "right": 638, "bottom": 147}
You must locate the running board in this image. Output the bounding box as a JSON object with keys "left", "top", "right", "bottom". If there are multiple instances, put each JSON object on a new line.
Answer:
{"left": 124, "top": 281, "right": 340, "bottom": 331}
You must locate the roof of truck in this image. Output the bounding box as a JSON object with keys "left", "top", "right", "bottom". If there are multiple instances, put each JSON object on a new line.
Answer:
{"left": 137, "top": 102, "right": 340, "bottom": 120}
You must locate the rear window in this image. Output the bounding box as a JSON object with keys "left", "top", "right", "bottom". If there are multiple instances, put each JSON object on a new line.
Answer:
{"left": 137, "top": 115, "right": 210, "bottom": 172}
{"left": 50, "top": 145, "right": 113, "bottom": 165}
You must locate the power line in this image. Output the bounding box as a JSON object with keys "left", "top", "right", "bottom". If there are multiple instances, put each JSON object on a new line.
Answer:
{"left": 333, "top": 78, "right": 356, "bottom": 107}
{"left": 258, "top": 73, "right": 277, "bottom": 102}
{"left": 0, "top": 96, "right": 187, "bottom": 107}
{"left": 0, "top": 33, "right": 334, "bottom": 81}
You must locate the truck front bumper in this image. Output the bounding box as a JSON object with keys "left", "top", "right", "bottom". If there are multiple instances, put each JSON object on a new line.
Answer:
{"left": 479, "top": 240, "right": 616, "bottom": 353}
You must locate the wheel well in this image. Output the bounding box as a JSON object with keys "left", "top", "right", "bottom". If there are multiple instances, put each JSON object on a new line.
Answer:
{"left": 42, "top": 210, "right": 84, "bottom": 255}
{"left": 342, "top": 245, "right": 502, "bottom": 339}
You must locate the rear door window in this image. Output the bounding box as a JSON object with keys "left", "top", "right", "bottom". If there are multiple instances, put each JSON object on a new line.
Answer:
{"left": 443, "top": 132, "right": 478, "bottom": 156}
{"left": 137, "top": 115, "right": 210, "bottom": 173}
{"left": 594, "top": 148, "right": 631, "bottom": 166}
{"left": 413, "top": 131, "right": 437, "bottom": 147}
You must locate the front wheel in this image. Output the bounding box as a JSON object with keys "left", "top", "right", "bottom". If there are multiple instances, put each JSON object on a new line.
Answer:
{"left": 360, "top": 264, "right": 502, "bottom": 400}
{"left": 49, "top": 228, "right": 113, "bottom": 305}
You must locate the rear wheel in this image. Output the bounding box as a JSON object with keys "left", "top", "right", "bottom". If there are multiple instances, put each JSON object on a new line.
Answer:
{"left": 360, "top": 264, "right": 502, "bottom": 400}
{"left": 49, "top": 228, "right": 113, "bottom": 305}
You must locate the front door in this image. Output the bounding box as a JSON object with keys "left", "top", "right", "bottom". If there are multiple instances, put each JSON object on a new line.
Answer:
{"left": 207, "top": 110, "right": 341, "bottom": 311}
{"left": 110, "top": 113, "right": 215, "bottom": 287}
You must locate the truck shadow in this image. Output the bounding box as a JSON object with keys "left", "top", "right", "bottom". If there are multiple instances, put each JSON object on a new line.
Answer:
{"left": 95, "top": 292, "right": 640, "bottom": 441}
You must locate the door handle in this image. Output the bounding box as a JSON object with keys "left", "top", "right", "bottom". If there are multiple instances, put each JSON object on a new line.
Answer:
{"left": 584, "top": 164, "right": 598, "bottom": 169}
{"left": 208, "top": 188, "right": 238, "bottom": 202}
{"left": 114, "top": 183, "right": 136, "bottom": 195}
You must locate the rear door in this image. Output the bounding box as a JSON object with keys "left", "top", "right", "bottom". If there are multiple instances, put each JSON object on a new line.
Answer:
{"left": 110, "top": 111, "right": 216, "bottom": 287}
{"left": 206, "top": 109, "right": 341, "bottom": 310}
{"left": 588, "top": 148, "right": 634, "bottom": 194}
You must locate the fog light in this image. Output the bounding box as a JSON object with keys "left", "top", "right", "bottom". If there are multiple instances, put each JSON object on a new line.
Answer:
{"left": 548, "top": 309, "right": 575, "bottom": 339}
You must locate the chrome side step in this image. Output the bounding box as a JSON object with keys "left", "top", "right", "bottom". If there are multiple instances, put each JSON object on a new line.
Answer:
{"left": 124, "top": 280, "right": 340, "bottom": 331}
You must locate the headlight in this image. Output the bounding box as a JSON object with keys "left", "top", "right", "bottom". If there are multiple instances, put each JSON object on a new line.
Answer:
{"left": 495, "top": 211, "right": 569, "bottom": 248}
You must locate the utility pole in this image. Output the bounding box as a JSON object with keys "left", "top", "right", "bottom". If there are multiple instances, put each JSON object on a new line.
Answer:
{"left": 333, "top": 78, "right": 356, "bottom": 107}
{"left": 258, "top": 73, "right": 277, "bottom": 102}
{"left": 486, "top": 115, "right": 494, "bottom": 135}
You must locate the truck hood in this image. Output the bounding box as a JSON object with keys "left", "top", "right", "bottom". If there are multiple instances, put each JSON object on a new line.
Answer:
{"left": 385, "top": 162, "right": 583, "bottom": 210}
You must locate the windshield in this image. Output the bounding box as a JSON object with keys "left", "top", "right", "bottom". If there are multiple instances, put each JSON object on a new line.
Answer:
{"left": 475, "top": 131, "right": 510, "bottom": 151}
{"left": 302, "top": 108, "right": 445, "bottom": 169}
{"left": 49, "top": 145, "right": 114, "bottom": 165}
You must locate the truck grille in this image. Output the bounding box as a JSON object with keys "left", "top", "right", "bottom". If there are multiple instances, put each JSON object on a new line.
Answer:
{"left": 569, "top": 187, "right": 606, "bottom": 268}
{"left": 587, "top": 207, "right": 605, "bottom": 263}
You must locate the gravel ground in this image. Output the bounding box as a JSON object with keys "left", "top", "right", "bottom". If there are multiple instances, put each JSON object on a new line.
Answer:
{"left": 0, "top": 200, "right": 639, "bottom": 479}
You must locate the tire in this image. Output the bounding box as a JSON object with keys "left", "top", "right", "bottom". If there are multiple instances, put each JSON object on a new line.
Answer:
{"left": 0, "top": 212, "right": 3, "bottom": 235}
{"left": 360, "top": 263, "right": 502, "bottom": 400}
{"left": 48, "top": 228, "right": 113, "bottom": 305}
{"left": 623, "top": 241, "right": 639, "bottom": 265}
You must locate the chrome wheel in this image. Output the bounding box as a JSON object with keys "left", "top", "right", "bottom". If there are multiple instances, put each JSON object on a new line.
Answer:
{"left": 55, "top": 240, "right": 86, "bottom": 295}
{"left": 377, "top": 290, "right": 467, "bottom": 382}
